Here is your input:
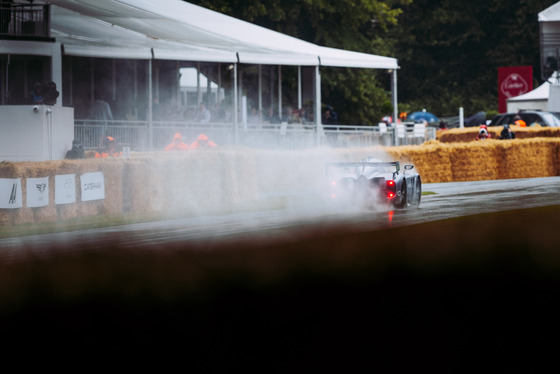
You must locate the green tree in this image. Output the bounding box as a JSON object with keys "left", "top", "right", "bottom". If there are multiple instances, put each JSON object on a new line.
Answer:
{"left": 391, "top": 0, "right": 558, "bottom": 117}
{"left": 186, "top": 0, "right": 410, "bottom": 125}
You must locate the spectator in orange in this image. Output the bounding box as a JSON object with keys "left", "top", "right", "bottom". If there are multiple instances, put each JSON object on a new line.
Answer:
{"left": 95, "top": 136, "right": 122, "bottom": 158}
{"left": 164, "top": 132, "right": 189, "bottom": 151}
{"left": 513, "top": 115, "right": 526, "bottom": 127}
{"left": 190, "top": 133, "right": 217, "bottom": 149}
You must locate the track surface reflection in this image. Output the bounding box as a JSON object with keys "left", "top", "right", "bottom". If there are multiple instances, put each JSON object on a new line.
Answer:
{"left": 2, "top": 177, "right": 560, "bottom": 256}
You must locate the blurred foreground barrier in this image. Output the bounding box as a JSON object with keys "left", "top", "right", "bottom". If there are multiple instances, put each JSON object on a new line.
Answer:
{"left": 1, "top": 138, "right": 560, "bottom": 225}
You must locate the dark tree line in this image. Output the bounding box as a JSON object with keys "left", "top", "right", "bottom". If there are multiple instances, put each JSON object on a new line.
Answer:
{"left": 186, "top": 0, "right": 558, "bottom": 123}
{"left": 393, "top": 0, "right": 558, "bottom": 118}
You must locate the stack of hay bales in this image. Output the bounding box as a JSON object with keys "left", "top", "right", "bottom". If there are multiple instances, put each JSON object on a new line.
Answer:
{"left": 122, "top": 149, "right": 261, "bottom": 215}
{"left": 438, "top": 126, "right": 560, "bottom": 143}
{"left": 386, "top": 141, "right": 453, "bottom": 183}
{"left": 0, "top": 159, "right": 123, "bottom": 225}
{"left": 3, "top": 137, "right": 560, "bottom": 226}
{"left": 499, "top": 138, "right": 559, "bottom": 179}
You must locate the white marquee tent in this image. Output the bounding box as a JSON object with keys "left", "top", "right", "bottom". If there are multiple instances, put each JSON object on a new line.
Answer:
{"left": 48, "top": 0, "right": 399, "bottom": 69}
{"left": 507, "top": 79, "right": 551, "bottom": 112}
{"left": 2, "top": 0, "right": 400, "bottom": 126}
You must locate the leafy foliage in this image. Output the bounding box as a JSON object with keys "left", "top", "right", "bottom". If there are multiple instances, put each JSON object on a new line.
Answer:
{"left": 185, "top": 0, "right": 558, "bottom": 122}
{"left": 186, "top": 0, "right": 408, "bottom": 124}
{"left": 392, "top": 0, "right": 558, "bottom": 116}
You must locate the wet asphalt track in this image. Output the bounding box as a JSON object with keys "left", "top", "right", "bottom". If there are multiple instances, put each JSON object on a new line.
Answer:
{"left": 1, "top": 176, "right": 560, "bottom": 256}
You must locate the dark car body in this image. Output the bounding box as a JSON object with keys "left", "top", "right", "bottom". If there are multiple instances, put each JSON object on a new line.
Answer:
{"left": 488, "top": 111, "right": 560, "bottom": 127}
{"left": 326, "top": 157, "right": 421, "bottom": 209}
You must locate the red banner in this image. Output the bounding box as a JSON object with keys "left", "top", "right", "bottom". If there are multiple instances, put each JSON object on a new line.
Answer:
{"left": 498, "top": 66, "right": 533, "bottom": 113}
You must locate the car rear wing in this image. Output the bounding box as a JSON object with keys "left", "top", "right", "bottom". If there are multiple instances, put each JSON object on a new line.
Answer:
{"left": 326, "top": 161, "right": 400, "bottom": 175}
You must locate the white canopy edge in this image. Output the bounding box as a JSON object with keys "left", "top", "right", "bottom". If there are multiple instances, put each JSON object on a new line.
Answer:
{"left": 51, "top": 5, "right": 239, "bottom": 62}
{"left": 539, "top": 1, "right": 560, "bottom": 22}
{"left": 507, "top": 72, "right": 560, "bottom": 102}
{"left": 48, "top": 0, "right": 399, "bottom": 69}
{"left": 317, "top": 47, "right": 400, "bottom": 69}
{"left": 61, "top": 44, "right": 152, "bottom": 59}
{"left": 507, "top": 81, "right": 549, "bottom": 102}
{"left": 237, "top": 51, "right": 319, "bottom": 66}
{"left": 153, "top": 48, "right": 237, "bottom": 63}
{"left": 0, "top": 40, "right": 56, "bottom": 56}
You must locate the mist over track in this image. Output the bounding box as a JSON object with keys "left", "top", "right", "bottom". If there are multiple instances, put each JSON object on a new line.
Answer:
{"left": 1, "top": 176, "right": 560, "bottom": 258}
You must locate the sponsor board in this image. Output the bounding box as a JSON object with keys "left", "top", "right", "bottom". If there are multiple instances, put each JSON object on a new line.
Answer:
{"left": 26, "top": 177, "right": 49, "bottom": 208}
{"left": 80, "top": 172, "right": 105, "bottom": 201}
{"left": 55, "top": 174, "right": 76, "bottom": 205}
{"left": 0, "top": 178, "right": 23, "bottom": 209}
{"left": 498, "top": 66, "right": 533, "bottom": 113}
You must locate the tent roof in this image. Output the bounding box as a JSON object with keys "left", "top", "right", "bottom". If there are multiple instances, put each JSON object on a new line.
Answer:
{"left": 47, "top": 0, "right": 398, "bottom": 69}
{"left": 539, "top": 1, "right": 560, "bottom": 22}
{"left": 507, "top": 81, "right": 549, "bottom": 102}
{"left": 507, "top": 72, "right": 560, "bottom": 102}
{"left": 51, "top": 6, "right": 238, "bottom": 62}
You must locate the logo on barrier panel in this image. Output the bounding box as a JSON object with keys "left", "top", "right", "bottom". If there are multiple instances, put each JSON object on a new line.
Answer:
{"left": 55, "top": 174, "right": 76, "bottom": 205}
{"left": 0, "top": 178, "right": 23, "bottom": 209}
{"left": 81, "top": 172, "right": 105, "bottom": 201}
{"left": 27, "top": 177, "right": 49, "bottom": 208}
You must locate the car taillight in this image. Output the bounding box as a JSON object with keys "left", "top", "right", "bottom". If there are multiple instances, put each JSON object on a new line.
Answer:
{"left": 386, "top": 180, "right": 396, "bottom": 199}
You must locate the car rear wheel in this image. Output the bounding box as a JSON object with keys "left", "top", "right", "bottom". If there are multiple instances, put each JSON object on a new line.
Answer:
{"left": 393, "top": 181, "right": 407, "bottom": 209}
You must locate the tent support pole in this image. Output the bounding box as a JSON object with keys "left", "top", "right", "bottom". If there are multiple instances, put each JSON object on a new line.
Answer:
{"left": 112, "top": 59, "right": 116, "bottom": 102}
{"left": 148, "top": 58, "right": 153, "bottom": 151}
{"left": 392, "top": 69, "right": 398, "bottom": 126}
{"left": 90, "top": 58, "right": 94, "bottom": 109}
{"left": 68, "top": 56, "right": 73, "bottom": 106}
{"left": 51, "top": 42, "right": 62, "bottom": 106}
{"left": 315, "top": 64, "right": 322, "bottom": 146}
{"left": 298, "top": 66, "right": 302, "bottom": 110}
{"left": 134, "top": 60, "right": 138, "bottom": 119}
{"left": 196, "top": 62, "right": 201, "bottom": 104}
{"left": 206, "top": 65, "right": 211, "bottom": 104}
{"left": 176, "top": 60, "right": 180, "bottom": 108}
{"left": 270, "top": 66, "right": 274, "bottom": 115}
{"left": 258, "top": 64, "right": 262, "bottom": 114}
{"left": 233, "top": 63, "right": 238, "bottom": 144}
{"left": 278, "top": 65, "right": 282, "bottom": 120}
{"left": 218, "top": 63, "right": 222, "bottom": 103}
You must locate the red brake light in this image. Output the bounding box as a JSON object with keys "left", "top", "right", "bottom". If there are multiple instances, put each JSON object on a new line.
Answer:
{"left": 386, "top": 180, "right": 396, "bottom": 199}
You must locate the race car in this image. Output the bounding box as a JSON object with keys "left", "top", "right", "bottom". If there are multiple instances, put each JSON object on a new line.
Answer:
{"left": 326, "top": 157, "right": 421, "bottom": 209}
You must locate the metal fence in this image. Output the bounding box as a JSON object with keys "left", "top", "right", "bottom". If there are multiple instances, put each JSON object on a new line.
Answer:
{"left": 73, "top": 120, "right": 436, "bottom": 151}
{"left": 0, "top": 4, "right": 50, "bottom": 38}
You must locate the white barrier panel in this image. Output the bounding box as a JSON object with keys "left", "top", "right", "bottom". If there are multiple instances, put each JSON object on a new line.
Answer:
{"left": 80, "top": 172, "right": 105, "bottom": 202}
{"left": 0, "top": 178, "right": 22, "bottom": 209}
{"left": 55, "top": 174, "right": 76, "bottom": 205}
{"left": 26, "top": 177, "right": 49, "bottom": 208}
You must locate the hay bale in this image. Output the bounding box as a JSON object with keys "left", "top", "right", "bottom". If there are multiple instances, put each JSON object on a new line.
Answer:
{"left": 4, "top": 140, "right": 560, "bottom": 226}
{"left": 501, "top": 138, "right": 559, "bottom": 179}
{"left": 439, "top": 126, "right": 560, "bottom": 143}
{"left": 448, "top": 140, "right": 502, "bottom": 181}
{"left": 387, "top": 143, "right": 453, "bottom": 183}
{"left": 438, "top": 127, "right": 501, "bottom": 143}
